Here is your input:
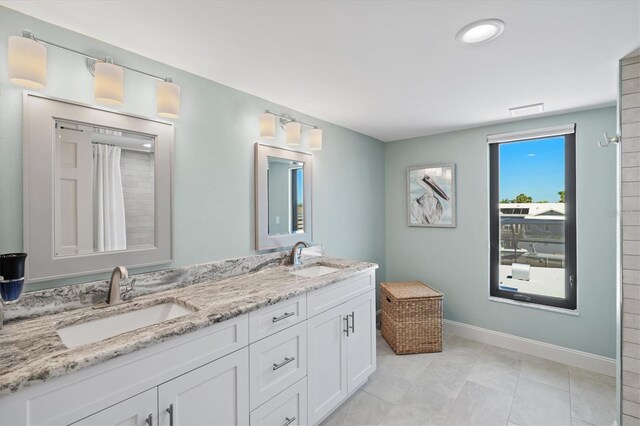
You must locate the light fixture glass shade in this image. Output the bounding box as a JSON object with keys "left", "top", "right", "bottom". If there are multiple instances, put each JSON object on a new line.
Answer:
{"left": 456, "top": 19, "right": 505, "bottom": 45}
{"left": 157, "top": 80, "right": 180, "bottom": 118}
{"left": 309, "top": 128, "right": 323, "bottom": 150}
{"left": 94, "top": 61, "right": 124, "bottom": 105}
{"left": 285, "top": 121, "right": 301, "bottom": 146}
{"left": 259, "top": 113, "right": 275, "bottom": 139}
{"left": 8, "top": 36, "right": 47, "bottom": 89}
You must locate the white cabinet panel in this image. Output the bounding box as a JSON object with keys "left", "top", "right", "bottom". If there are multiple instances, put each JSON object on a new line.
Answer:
{"left": 249, "top": 295, "right": 306, "bottom": 343}
{"left": 347, "top": 290, "right": 376, "bottom": 394}
{"left": 71, "top": 389, "right": 156, "bottom": 426}
{"left": 307, "top": 304, "right": 348, "bottom": 425}
{"left": 307, "top": 272, "right": 373, "bottom": 318}
{"left": 249, "top": 322, "right": 307, "bottom": 410}
{"left": 249, "top": 378, "right": 307, "bottom": 426}
{"left": 158, "top": 348, "right": 249, "bottom": 426}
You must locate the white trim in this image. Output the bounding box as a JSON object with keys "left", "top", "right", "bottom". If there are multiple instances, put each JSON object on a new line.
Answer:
{"left": 443, "top": 319, "right": 616, "bottom": 377}
{"left": 487, "top": 123, "right": 576, "bottom": 144}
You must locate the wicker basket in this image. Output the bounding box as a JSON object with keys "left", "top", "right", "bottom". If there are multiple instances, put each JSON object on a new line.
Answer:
{"left": 381, "top": 281, "right": 443, "bottom": 355}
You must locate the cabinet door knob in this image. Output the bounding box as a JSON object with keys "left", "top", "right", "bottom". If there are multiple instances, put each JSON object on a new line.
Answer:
{"left": 145, "top": 413, "right": 153, "bottom": 426}
{"left": 272, "top": 311, "right": 295, "bottom": 323}
{"left": 282, "top": 416, "right": 297, "bottom": 426}
{"left": 273, "top": 356, "right": 296, "bottom": 370}
{"left": 166, "top": 404, "right": 174, "bottom": 426}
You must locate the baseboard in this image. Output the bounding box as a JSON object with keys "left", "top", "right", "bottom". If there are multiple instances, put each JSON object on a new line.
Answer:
{"left": 443, "top": 319, "right": 616, "bottom": 377}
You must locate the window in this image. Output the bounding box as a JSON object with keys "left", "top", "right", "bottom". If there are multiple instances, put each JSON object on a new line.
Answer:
{"left": 290, "top": 167, "right": 304, "bottom": 232}
{"left": 489, "top": 125, "right": 576, "bottom": 310}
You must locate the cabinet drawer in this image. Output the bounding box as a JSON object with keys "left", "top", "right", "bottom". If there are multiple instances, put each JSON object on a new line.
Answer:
{"left": 307, "top": 272, "right": 374, "bottom": 317}
{"left": 250, "top": 378, "right": 307, "bottom": 426}
{"left": 249, "top": 295, "right": 306, "bottom": 343}
{"left": 249, "top": 322, "right": 307, "bottom": 410}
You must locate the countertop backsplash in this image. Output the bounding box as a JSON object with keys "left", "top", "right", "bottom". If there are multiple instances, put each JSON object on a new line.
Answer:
{"left": 4, "top": 245, "right": 324, "bottom": 323}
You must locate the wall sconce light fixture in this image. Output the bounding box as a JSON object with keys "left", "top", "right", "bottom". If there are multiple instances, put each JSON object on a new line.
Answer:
{"left": 259, "top": 113, "right": 276, "bottom": 139}
{"left": 7, "top": 30, "right": 181, "bottom": 118}
{"left": 8, "top": 33, "right": 46, "bottom": 89}
{"left": 260, "top": 110, "right": 323, "bottom": 150}
{"left": 285, "top": 121, "right": 301, "bottom": 146}
{"left": 94, "top": 57, "right": 124, "bottom": 105}
{"left": 308, "top": 128, "right": 323, "bottom": 151}
{"left": 157, "top": 78, "right": 181, "bottom": 118}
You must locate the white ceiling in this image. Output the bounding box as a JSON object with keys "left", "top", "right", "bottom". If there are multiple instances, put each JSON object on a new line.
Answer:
{"left": 2, "top": 0, "right": 639, "bottom": 141}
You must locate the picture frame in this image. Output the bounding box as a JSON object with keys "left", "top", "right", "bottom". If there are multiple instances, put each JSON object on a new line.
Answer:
{"left": 407, "top": 164, "right": 456, "bottom": 228}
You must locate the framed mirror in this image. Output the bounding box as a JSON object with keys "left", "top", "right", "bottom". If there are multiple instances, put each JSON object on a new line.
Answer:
{"left": 255, "top": 143, "right": 312, "bottom": 250}
{"left": 23, "top": 93, "right": 173, "bottom": 282}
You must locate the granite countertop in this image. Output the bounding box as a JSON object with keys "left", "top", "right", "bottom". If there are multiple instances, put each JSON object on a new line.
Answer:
{"left": 0, "top": 257, "right": 377, "bottom": 397}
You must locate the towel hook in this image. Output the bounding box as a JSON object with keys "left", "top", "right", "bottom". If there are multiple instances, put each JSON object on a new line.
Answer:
{"left": 598, "top": 132, "right": 620, "bottom": 147}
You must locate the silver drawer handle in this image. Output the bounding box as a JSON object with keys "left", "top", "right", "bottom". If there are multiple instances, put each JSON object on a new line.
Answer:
{"left": 282, "top": 416, "right": 297, "bottom": 426}
{"left": 273, "top": 356, "right": 295, "bottom": 370}
{"left": 343, "top": 315, "right": 350, "bottom": 336}
{"left": 166, "top": 404, "right": 174, "bottom": 426}
{"left": 272, "top": 311, "right": 295, "bottom": 323}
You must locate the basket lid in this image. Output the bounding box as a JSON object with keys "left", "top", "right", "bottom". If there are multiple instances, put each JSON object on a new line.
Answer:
{"left": 381, "top": 281, "right": 442, "bottom": 300}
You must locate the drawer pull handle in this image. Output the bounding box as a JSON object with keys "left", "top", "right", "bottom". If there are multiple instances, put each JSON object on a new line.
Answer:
{"left": 166, "top": 404, "right": 174, "bottom": 426}
{"left": 349, "top": 311, "right": 355, "bottom": 333}
{"left": 273, "top": 356, "right": 296, "bottom": 370}
{"left": 145, "top": 414, "right": 153, "bottom": 426}
{"left": 272, "top": 311, "right": 295, "bottom": 323}
{"left": 343, "top": 315, "right": 350, "bottom": 336}
{"left": 282, "top": 416, "right": 297, "bottom": 426}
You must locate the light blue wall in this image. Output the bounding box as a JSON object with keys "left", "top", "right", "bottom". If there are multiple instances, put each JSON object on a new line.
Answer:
{"left": 0, "top": 7, "right": 617, "bottom": 358}
{"left": 385, "top": 107, "right": 618, "bottom": 358}
{"left": 0, "top": 7, "right": 386, "bottom": 290}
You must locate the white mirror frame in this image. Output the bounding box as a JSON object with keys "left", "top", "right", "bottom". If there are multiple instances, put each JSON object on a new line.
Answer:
{"left": 255, "top": 143, "right": 313, "bottom": 250}
{"left": 23, "top": 93, "right": 174, "bottom": 282}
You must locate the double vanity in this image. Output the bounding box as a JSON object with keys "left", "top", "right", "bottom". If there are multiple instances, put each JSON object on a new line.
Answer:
{"left": 1, "top": 92, "right": 378, "bottom": 426}
{"left": 0, "top": 256, "right": 378, "bottom": 426}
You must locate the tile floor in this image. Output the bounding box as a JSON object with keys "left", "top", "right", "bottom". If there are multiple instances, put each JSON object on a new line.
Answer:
{"left": 321, "top": 332, "right": 616, "bottom": 426}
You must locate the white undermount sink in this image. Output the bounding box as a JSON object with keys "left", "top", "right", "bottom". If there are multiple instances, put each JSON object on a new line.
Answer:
{"left": 289, "top": 264, "right": 342, "bottom": 278}
{"left": 56, "top": 301, "right": 196, "bottom": 348}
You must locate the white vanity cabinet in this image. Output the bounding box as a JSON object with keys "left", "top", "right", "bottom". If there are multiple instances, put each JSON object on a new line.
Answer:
{"left": 307, "top": 288, "right": 376, "bottom": 425}
{"left": 0, "top": 314, "right": 249, "bottom": 426}
{"left": 71, "top": 348, "right": 249, "bottom": 426}
{"left": 158, "top": 348, "right": 249, "bottom": 426}
{"left": 0, "top": 269, "right": 377, "bottom": 426}
{"left": 307, "top": 303, "right": 349, "bottom": 424}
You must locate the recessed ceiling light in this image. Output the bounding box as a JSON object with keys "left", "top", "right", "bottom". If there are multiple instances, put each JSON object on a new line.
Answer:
{"left": 143, "top": 143, "right": 152, "bottom": 148}
{"left": 509, "top": 103, "right": 545, "bottom": 118}
{"left": 456, "top": 19, "right": 505, "bottom": 45}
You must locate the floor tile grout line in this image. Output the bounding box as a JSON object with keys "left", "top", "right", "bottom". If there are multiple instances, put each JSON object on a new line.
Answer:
{"left": 505, "top": 372, "right": 521, "bottom": 425}
{"left": 569, "top": 370, "right": 574, "bottom": 423}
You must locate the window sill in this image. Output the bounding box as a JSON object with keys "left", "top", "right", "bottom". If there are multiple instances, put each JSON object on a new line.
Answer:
{"left": 488, "top": 296, "right": 579, "bottom": 316}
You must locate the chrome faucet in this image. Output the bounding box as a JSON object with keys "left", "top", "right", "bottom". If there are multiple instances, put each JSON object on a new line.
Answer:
{"left": 289, "top": 241, "right": 309, "bottom": 266}
{"left": 94, "top": 266, "right": 129, "bottom": 308}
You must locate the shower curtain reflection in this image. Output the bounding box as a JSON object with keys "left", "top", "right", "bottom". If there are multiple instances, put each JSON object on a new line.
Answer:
{"left": 92, "top": 143, "right": 127, "bottom": 252}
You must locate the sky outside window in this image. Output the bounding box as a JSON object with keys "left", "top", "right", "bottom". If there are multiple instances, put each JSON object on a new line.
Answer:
{"left": 499, "top": 136, "right": 565, "bottom": 202}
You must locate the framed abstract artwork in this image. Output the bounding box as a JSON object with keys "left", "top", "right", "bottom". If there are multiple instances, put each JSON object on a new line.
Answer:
{"left": 407, "top": 164, "right": 456, "bottom": 228}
